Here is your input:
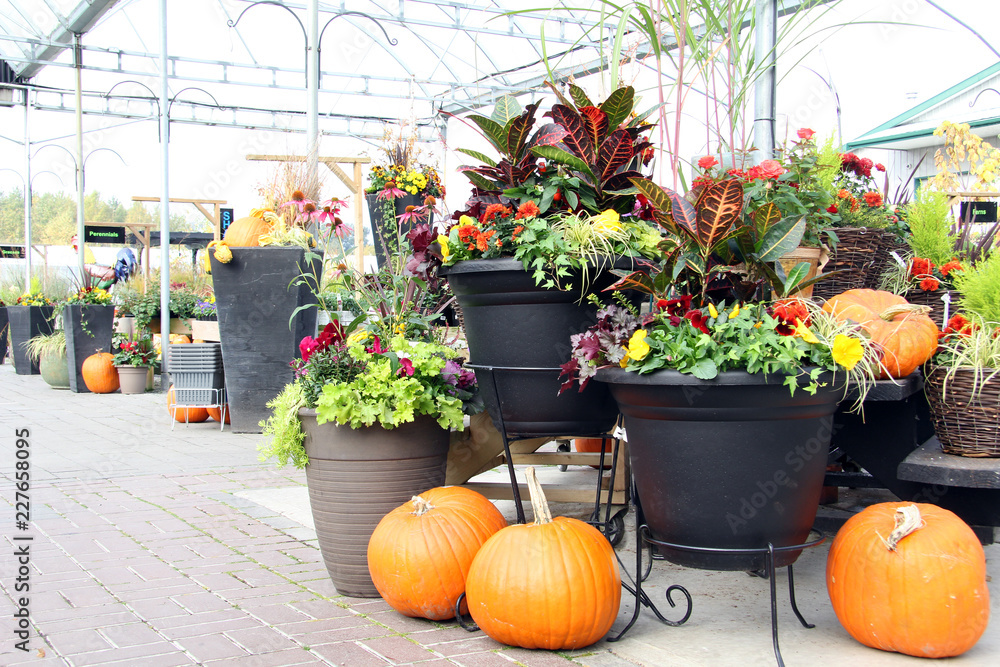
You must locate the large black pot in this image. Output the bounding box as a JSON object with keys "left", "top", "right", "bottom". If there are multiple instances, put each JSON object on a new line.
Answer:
{"left": 596, "top": 367, "right": 842, "bottom": 571}
{"left": 63, "top": 304, "right": 116, "bottom": 393}
{"left": 299, "top": 410, "right": 449, "bottom": 597}
{"left": 6, "top": 305, "right": 55, "bottom": 375}
{"left": 211, "top": 247, "right": 321, "bottom": 433}
{"left": 365, "top": 193, "right": 432, "bottom": 270}
{"left": 0, "top": 306, "right": 7, "bottom": 364}
{"left": 442, "top": 257, "right": 632, "bottom": 438}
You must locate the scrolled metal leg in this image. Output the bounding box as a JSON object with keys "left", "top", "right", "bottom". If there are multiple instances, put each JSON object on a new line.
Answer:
{"left": 787, "top": 565, "right": 815, "bottom": 629}
{"left": 766, "top": 544, "right": 785, "bottom": 667}
{"left": 454, "top": 592, "right": 478, "bottom": 632}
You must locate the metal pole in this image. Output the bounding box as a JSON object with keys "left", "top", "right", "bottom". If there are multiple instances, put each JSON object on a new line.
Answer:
{"left": 74, "top": 33, "right": 86, "bottom": 281}
{"left": 753, "top": 0, "right": 777, "bottom": 160}
{"left": 23, "top": 88, "right": 32, "bottom": 288}
{"left": 307, "top": 0, "right": 319, "bottom": 192}
{"left": 160, "top": 0, "right": 171, "bottom": 385}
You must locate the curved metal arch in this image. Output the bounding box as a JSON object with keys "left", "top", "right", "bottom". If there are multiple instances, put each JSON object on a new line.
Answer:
{"left": 228, "top": 1, "right": 308, "bottom": 83}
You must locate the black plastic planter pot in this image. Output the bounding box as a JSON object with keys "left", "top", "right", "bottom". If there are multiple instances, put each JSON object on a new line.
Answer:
{"left": 299, "top": 410, "right": 449, "bottom": 597}
{"left": 366, "top": 193, "right": 433, "bottom": 270}
{"left": 0, "top": 306, "right": 8, "bottom": 364}
{"left": 596, "top": 367, "right": 842, "bottom": 571}
{"left": 211, "top": 247, "right": 321, "bottom": 433}
{"left": 7, "top": 306, "right": 54, "bottom": 375}
{"left": 442, "top": 257, "right": 629, "bottom": 438}
{"left": 63, "top": 304, "right": 116, "bottom": 393}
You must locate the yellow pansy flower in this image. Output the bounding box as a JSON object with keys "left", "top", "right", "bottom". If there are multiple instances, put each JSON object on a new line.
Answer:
{"left": 729, "top": 304, "right": 740, "bottom": 319}
{"left": 794, "top": 320, "right": 820, "bottom": 344}
{"left": 832, "top": 334, "right": 864, "bottom": 371}
{"left": 708, "top": 303, "right": 719, "bottom": 319}
{"left": 626, "top": 329, "right": 650, "bottom": 362}
{"left": 459, "top": 214, "right": 477, "bottom": 227}
{"left": 437, "top": 235, "right": 451, "bottom": 261}
{"left": 347, "top": 331, "right": 369, "bottom": 345}
{"left": 590, "top": 209, "right": 622, "bottom": 236}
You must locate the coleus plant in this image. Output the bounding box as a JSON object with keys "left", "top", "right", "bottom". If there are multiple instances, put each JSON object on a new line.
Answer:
{"left": 617, "top": 177, "right": 833, "bottom": 305}
{"left": 452, "top": 83, "right": 653, "bottom": 219}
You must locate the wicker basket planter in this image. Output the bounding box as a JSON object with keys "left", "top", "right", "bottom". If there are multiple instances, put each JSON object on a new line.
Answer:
{"left": 903, "top": 288, "right": 950, "bottom": 329}
{"left": 867, "top": 232, "right": 907, "bottom": 290}
{"left": 925, "top": 366, "right": 1000, "bottom": 457}
{"left": 812, "top": 227, "right": 884, "bottom": 300}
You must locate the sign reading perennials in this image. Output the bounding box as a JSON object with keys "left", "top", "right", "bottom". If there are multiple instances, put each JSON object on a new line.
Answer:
{"left": 220, "top": 208, "right": 234, "bottom": 235}
{"left": 84, "top": 225, "right": 126, "bottom": 244}
{"left": 0, "top": 245, "right": 26, "bottom": 259}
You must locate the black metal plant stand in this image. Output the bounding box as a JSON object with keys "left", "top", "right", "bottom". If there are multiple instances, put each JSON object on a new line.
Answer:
{"left": 610, "top": 491, "right": 826, "bottom": 667}
{"left": 468, "top": 363, "right": 627, "bottom": 543}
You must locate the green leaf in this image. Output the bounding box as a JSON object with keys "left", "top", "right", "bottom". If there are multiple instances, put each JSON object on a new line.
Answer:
{"left": 468, "top": 114, "right": 508, "bottom": 154}
{"left": 491, "top": 95, "right": 522, "bottom": 126}
{"left": 569, "top": 84, "right": 593, "bottom": 109}
{"left": 600, "top": 86, "right": 635, "bottom": 131}
{"left": 462, "top": 170, "right": 498, "bottom": 192}
{"left": 456, "top": 148, "right": 497, "bottom": 167}
{"left": 757, "top": 216, "right": 806, "bottom": 262}
{"left": 691, "top": 358, "right": 718, "bottom": 380}
{"left": 530, "top": 145, "right": 596, "bottom": 181}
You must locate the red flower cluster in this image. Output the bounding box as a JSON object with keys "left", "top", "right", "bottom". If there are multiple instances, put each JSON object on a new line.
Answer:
{"left": 458, "top": 224, "right": 497, "bottom": 252}
{"left": 910, "top": 257, "right": 934, "bottom": 277}
{"left": 840, "top": 152, "right": 874, "bottom": 178}
{"left": 771, "top": 298, "right": 810, "bottom": 336}
{"left": 728, "top": 159, "right": 786, "bottom": 182}
{"left": 862, "top": 191, "right": 884, "bottom": 208}
{"left": 299, "top": 322, "right": 346, "bottom": 363}
{"left": 698, "top": 155, "right": 719, "bottom": 170}
{"left": 654, "top": 295, "right": 710, "bottom": 333}
{"left": 919, "top": 277, "right": 940, "bottom": 291}
{"left": 940, "top": 260, "right": 963, "bottom": 277}
{"left": 939, "top": 314, "right": 975, "bottom": 341}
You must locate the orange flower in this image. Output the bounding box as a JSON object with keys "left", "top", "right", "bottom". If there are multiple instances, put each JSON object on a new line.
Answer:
{"left": 910, "top": 257, "right": 934, "bottom": 276}
{"left": 919, "top": 277, "right": 940, "bottom": 291}
{"left": 837, "top": 189, "right": 850, "bottom": 199}
{"left": 515, "top": 201, "right": 540, "bottom": 220}
{"left": 511, "top": 224, "right": 525, "bottom": 240}
{"left": 862, "top": 191, "right": 883, "bottom": 208}
{"left": 939, "top": 260, "right": 963, "bottom": 277}
{"left": 480, "top": 204, "right": 511, "bottom": 225}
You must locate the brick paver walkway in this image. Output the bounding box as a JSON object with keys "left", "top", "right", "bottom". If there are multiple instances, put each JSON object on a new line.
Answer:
{"left": 0, "top": 365, "right": 620, "bottom": 667}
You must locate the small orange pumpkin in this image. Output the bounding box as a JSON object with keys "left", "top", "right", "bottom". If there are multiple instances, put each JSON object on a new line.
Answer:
{"left": 167, "top": 385, "right": 210, "bottom": 423}
{"left": 82, "top": 352, "right": 120, "bottom": 393}
{"left": 169, "top": 334, "right": 191, "bottom": 345}
{"left": 822, "top": 289, "right": 939, "bottom": 379}
{"left": 827, "top": 502, "right": 990, "bottom": 658}
{"left": 367, "top": 487, "right": 507, "bottom": 620}
{"left": 465, "top": 468, "right": 621, "bottom": 649}
{"left": 207, "top": 405, "right": 231, "bottom": 424}
{"left": 222, "top": 215, "right": 270, "bottom": 247}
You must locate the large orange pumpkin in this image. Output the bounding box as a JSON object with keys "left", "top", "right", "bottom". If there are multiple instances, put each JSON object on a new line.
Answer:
{"left": 207, "top": 405, "right": 231, "bottom": 424}
{"left": 82, "top": 352, "right": 120, "bottom": 393}
{"left": 367, "top": 487, "right": 507, "bottom": 620}
{"left": 822, "top": 289, "right": 939, "bottom": 379}
{"left": 465, "top": 467, "right": 621, "bottom": 649}
{"left": 167, "top": 385, "right": 210, "bottom": 423}
{"left": 827, "top": 502, "right": 990, "bottom": 658}
{"left": 222, "top": 215, "right": 270, "bottom": 247}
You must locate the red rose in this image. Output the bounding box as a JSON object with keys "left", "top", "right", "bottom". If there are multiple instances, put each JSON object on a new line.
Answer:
{"left": 827, "top": 205, "right": 838, "bottom": 214}
{"left": 698, "top": 155, "right": 718, "bottom": 170}
{"left": 797, "top": 128, "right": 815, "bottom": 140}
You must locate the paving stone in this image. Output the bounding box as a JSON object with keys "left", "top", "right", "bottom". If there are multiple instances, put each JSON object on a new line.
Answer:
{"left": 447, "top": 652, "right": 520, "bottom": 667}
{"left": 199, "top": 649, "right": 325, "bottom": 666}
{"left": 175, "top": 634, "right": 250, "bottom": 662}
{"left": 171, "top": 592, "right": 237, "bottom": 613}
{"left": 66, "top": 642, "right": 190, "bottom": 667}
{"left": 41, "top": 628, "right": 113, "bottom": 654}
{"left": 362, "top": 636, "right": 440, "bottom": 663}
{"left": 97, "top": 622, "right": 166, "bottom": 648}
{"left": 153, "top": 609, "right": 251, "bottom": 630}
{"left": 277, "top": 616, "right": 374, "bottom": 637}
{"left": 309, "top": 642, "right": 392, "bottom": 666}
{"left": 224, "top": 626, "right": 303, "bottom": 653}
{"left": 503, "top": 648, "right": 583, "bottom": 666}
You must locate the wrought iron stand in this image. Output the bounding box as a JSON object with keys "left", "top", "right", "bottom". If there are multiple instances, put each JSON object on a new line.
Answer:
{"left": 468, "top": 363, "right": 627, "bottom": 543}
{"left": 611, "top": 493, "right": 826, "bottom": 667}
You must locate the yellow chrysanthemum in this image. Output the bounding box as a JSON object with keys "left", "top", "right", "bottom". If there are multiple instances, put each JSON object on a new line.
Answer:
{"left": 347, "top": 331, "right": 369, "bottom": 345}
{"left": 832, "top": 334, "right": 864, "bottom": 371}
{"left": 625, "top": 329, "right": 650, "bottom": 362}
{"left": 590, "top": 209, "right": 622, "bottom": 236}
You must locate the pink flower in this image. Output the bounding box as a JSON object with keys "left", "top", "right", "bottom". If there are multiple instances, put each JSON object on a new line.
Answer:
{"left": 281, "top": 190, "right": 316, "bottom": 214}
{"left": 797, "top": 128, "right": 815, "bottom": 140}
{"left": 397, "top": 358, "right": 415, "bottom": 377}
{"left": 757, "top": 159, "right": 786, "bottom": 180}
{"left": 299, "top": 336, "right": 320, "bottom": 362}
{"left": 315, "top": 198, "right": 348, "bottom": 226}
{"left": 397, "top": 205, "right": 429, "bottom": 226}
{"left": 367, "top": 335, "right": 387, "bottom": 355}
{"left": 697, "top": 155, "right": 718, "bottom": 170}
{"left": 331, "top": 220, "right": 353, "bottom": 239}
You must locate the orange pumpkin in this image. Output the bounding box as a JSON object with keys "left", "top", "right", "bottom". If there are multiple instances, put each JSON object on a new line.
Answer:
{"left": 574, "top": 438, "right": 613, "bottom": 470}
{"left": 367, "top": 487, "right": 507, "bottom": 620}
{"left": 222, "top": 215, "right": 270, "bottom": 247}
{"left": 82, "top": 352, "right": 120, "bottom": 393}
{"left": 465, "top": 468, "right": 621, "bottom": 649}
{"left": 822, "top": 289, "right": 939, "bottom": 379}
{"left": 167, "top": 385, "right": 210, "bottom": 423}
{"left": 169, "top": 334, "right": 191, "bottom": 345}
{"left": 207, "top": 405, "right": 231, "bottom": 424}
{"left": 827, "top": 502, "right": 990, "bottom": 658}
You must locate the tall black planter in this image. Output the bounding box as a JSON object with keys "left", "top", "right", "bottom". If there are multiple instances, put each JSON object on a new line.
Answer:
{"left": 365, "top": 193, "right": 432, "bottom": 270}
{"left": 442, "top": 258, "right": 627, "bottom": 438}
{"left": 211, "top": 247, "right": 321, "bottom": 433}
{"left": 63, "top": 304, "right": 116, "bottom": 393}
{"left": 596, "top": 367, "right": 841, "bottom": 571}
{"left": 6, "top": 306, "right": 54, "bottom": 375}
{"left": 0, "top": 306, "right": 7, "bottom": 364}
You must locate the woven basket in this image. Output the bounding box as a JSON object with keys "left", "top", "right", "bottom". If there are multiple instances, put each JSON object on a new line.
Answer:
{"left": 867, "top": 232, "right": 908, "bottom": 290}
{"left": 812, "top": 228, "right": 884, "bottom": 300}
{"left": 903, "top": 288, "right": 949, "bottom": 329}
{"left": 925, "top": 366, "right": 1000, "bottom": 457}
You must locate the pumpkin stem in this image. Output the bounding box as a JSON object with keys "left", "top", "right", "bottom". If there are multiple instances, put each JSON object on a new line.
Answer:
{"left": 410, "top": 495, "right": 434, "bottom": 516}
{"left": 525, "top": 467, "right": 552, "bottom": 525}
{"left": 884, "top": 504, "right": 924, "bottom": 551}
{"left": 879, "top": 304, "right": 931, "bottom": 321}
